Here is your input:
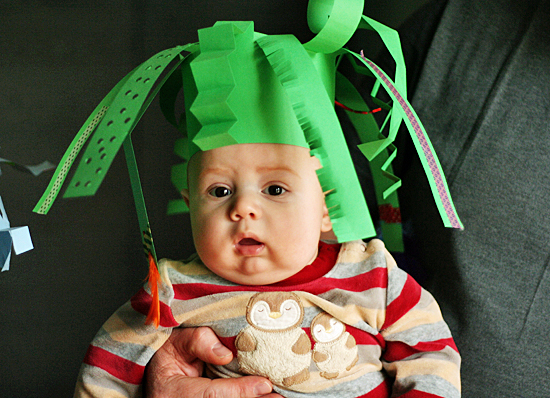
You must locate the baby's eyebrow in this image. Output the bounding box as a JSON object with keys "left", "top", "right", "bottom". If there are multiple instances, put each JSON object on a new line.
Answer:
{"left": 256, "top": 165, "right": 300, "bottom": 177}
{"left": 198, "top": 167, "right": 230, "bottom": 179}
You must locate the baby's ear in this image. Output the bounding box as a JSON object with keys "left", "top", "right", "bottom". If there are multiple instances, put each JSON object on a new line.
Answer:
{"left": 181, "top": 189, "right": 190, "bottom": 207}
{"left": 320, "top": 202, "right": 332, "bottom": 233}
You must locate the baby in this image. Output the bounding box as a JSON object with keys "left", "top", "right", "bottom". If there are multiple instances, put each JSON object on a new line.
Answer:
{"left": 45, "top": 9, "right": 463, "bottom": 398}
{"left": 74, "top": 140, "right": 460, "bottom": 398}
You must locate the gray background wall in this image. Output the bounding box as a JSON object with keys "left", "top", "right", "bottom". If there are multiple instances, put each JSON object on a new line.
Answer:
{"left": 0, "top": 1, "right": 427, "bottom": 397}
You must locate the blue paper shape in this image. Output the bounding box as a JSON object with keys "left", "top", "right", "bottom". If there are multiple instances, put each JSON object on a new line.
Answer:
{"left": 0, "top": 196, "right": 33, "bottom": 272}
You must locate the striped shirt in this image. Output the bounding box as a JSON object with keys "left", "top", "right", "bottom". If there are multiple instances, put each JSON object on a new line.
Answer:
{"left": 74, "top": 239, "right": 460, "bottom": 397}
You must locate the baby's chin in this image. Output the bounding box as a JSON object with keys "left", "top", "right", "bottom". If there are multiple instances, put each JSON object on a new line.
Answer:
{"left": 220, "top": 271, "right": 291, "bottom": 286}
{"left": 200, "top": 251, "right": 312, "bottom": 285}
{"left": 211, "top": 263, "right": 305, "bottom": 286}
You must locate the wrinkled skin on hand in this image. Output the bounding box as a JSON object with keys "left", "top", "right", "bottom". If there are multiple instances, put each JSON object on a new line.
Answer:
{"left": 145, "top": 327, "right": 283, "bottom": 398}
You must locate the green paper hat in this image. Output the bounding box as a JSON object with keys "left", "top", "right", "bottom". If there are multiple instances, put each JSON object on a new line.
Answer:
{"left": 34, "top": 0, "right": 463, "bottom": 265}
{"left": 185, "top": 21, "right": 311, "bottom": 158}
{"left": 170, "top": 19, "right": 373, "bottom": 243}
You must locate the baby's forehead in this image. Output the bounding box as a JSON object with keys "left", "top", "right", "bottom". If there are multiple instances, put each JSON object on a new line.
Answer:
{"left": 188, "top": 143, "right": 318, "bottom": 180}
{"left": 191, "top": 143, "right": 312, "bottom": 167}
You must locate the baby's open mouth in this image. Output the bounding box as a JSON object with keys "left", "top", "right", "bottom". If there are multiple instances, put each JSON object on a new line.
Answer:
{"left": 239, "top": 238, "right": 262, "bottom": 246}
{"left": 236, "top": 237, "right": 265, "bottom": 255}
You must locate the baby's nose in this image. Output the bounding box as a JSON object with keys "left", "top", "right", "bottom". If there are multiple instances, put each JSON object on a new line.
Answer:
{"left": 229, "top": 191, "right": 262, "bottom": 221}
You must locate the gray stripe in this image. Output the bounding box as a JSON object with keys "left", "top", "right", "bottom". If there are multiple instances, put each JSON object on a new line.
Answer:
{"left": 383, "top": 321, "right": 453, "bottom": 346}
{"left": 386, "top": 266, "right": 408, "bottom": 306}
{"left": 93, "top": 327, "right": 161, "bottom": 366}
{"left": 115, "top": 301, "right": 172, "bottom": 338}
{"left": 395, "top": 374, "right": 460, "bottom": 398}
{"left": 350, "top": 320, "right": 380, "bottom": 336}
{"left": 207, "top": 315, "right": 249, "bottom": 337}
{"left": 167, "top": 264, "right": 238, "bottom": 286}
{"left": 318, "top": 287, "right": 386, "bottom": 310}
{"left": 326, "top": 250, "right": 387, "bottom": 279}
{"left": 391, "top": 346, "right": 461, "bottom": 367}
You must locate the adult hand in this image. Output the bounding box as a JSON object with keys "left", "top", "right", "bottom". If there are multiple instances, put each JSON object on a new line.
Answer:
{"left": 145, "top": 327, "right": 282, "bottom": 398}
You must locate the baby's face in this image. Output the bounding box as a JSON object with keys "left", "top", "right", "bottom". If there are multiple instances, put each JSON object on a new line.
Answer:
{"left": 182, "top": 143, "right": 332, "bottom": 285}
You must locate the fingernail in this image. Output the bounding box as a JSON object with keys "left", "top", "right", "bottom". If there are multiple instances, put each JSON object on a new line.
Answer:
{"left": 212, "top": 342, "right": 232, "bottom": 358}
{"left": 254, "top": 381, "right": 272, "bottom": 396}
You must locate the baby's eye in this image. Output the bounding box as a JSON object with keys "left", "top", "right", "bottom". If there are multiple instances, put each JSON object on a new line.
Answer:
{"left": 263, "top": 185, "right": 286, "bottom": 196}
{"left": 209, "top": 186, "right": 232, "bottom": 198}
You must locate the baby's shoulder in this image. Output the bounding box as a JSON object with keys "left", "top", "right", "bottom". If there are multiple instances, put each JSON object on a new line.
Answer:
{"left": 339, "top": 239, "right": 396, "bottom": 271}
{"left": 158, "top": 254, "right": 214, "bottom": 282}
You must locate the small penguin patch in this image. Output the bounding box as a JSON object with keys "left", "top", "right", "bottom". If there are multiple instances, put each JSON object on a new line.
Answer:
{"left": 311, "top": 312, "right": 359, "bottom": 379}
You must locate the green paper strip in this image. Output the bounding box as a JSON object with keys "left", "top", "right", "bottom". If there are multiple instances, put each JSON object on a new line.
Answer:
{"left": 348, "top": 50, "right": 463, "bottom": 230}
{"left": 167, "top": 199, "right": 189, "bottom": 215}
{"left": 304, "top": 0, "right": 364, "bottom": 54}
{"left": 123, "top": 135, "right": 157, "bottom": 263}
{"left": 348, "top": 16, "right": 408, "bottom": 161}
{"left": 63, "top": 44, "right": 193, "bottom": 199}
{"left": 257, "top": 34, "right": 375, "bottom": 242}
{"left": 159, "top": 44, "right": 199, "bottom": 134}
{"left": 335, "top": 71, "right": 403, "bottom": 251}
{"left": 32, "top": 72, "right": 131, "bottom": 215}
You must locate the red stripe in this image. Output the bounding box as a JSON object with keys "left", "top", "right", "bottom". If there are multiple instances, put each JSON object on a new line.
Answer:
{"left": 130, "top": 288, "right": 179, "bottom": 327}
{"left": 379, "top": 204, "right": 402, "bottom": 224}
{"left": 83, "top": 345, "right": 144, "bottom": 385}
{"left": 173, "top": 267, "right": 388, "bottom": 300}
{"left": 382, "top": 274, "right": 421, "bottom": 329}
{"left": 218, "top": 335, "right": 238, "bottom": 357}
{"left": 356, "top": 378, "right": 392, "bottom": 397}
{"left": 383, "top": 338, "right": 458, "bottom": 362}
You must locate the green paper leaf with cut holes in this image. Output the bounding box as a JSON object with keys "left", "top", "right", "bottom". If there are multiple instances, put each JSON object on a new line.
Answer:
{"left": 63, "top": 46, "right": 191, "bottom": 198}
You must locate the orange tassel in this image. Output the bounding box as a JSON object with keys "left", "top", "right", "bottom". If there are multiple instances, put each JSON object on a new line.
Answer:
{"left": 145, "top": 252, "right": 161, "bottom": 328}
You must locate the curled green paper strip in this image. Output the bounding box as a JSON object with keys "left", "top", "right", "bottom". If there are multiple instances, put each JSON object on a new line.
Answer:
{"left": 34, "top": 44, "right": 195, "bottom": 264}
{"left": 351, "top": 16, "right": 407, "bottom": 162}
{"left": 256, "top": 34, "right": 374, "bottom": 241}
{"left": 350, "top": 49, "right": 463, "bottom": 230}
{"left": 304, "top": 0, "right": 364, "bottom": 54}
{"left": 335, "top": 71, "right": 403, "bottom": 252}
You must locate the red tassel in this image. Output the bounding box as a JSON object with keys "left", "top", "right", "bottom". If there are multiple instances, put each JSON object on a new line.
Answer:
{"left": 335, "top": 100, "right": 382, "bottom": 115}
{"left": 145, "top": 252, "right": 161, "bottom": 328}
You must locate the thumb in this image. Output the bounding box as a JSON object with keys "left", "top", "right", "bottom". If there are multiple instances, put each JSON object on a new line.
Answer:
{"left": 174, "top": 327, "right": 233, "bottom": 365}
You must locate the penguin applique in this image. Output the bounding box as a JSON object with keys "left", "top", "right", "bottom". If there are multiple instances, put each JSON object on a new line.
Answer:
{"left": 235, "top": 292, "right": 311, "bottom": 387}
{"left": 311, "top": 312, "right": 359, "bottom": 379}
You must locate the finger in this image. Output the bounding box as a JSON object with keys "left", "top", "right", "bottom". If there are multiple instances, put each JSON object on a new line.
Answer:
{"left": 174, "top": 327, "right": 233, "bottom": 366}
{"left": 147, "top": 375, "right": 278, "bottom": 398}
{"left": 199, "top": 376, "right": 281, "bottom": 398}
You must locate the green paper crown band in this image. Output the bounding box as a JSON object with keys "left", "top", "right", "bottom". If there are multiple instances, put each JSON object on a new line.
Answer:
{"left": 187, "top": 22, "right": 309, "bottom": 156}
{"left": 34, "top": 0, "right": 463, "bottom": 258}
